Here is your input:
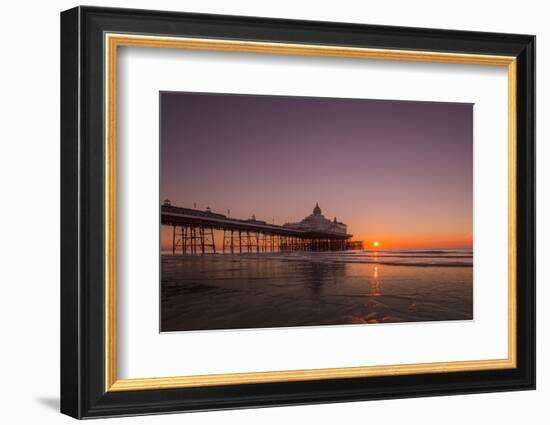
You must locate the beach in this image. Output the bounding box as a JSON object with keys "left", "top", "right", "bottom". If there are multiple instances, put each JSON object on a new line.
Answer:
{"left": 161, "top": 250, "right": 473, "bottom": 332}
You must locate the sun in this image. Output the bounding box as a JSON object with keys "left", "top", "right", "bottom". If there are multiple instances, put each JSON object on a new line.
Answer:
{"left": 373, "top": 241, "right": 380, "bottom": 248}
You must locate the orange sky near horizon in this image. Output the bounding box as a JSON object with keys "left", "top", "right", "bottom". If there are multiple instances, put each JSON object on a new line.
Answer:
{"left": 160, "top": 220, "right": 472, "bottom": 252}
{"left": 360, "top": 236, "right": 472, "bottom": 250}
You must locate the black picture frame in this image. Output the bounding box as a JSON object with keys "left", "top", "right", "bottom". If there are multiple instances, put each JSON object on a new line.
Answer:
{"left": 61, "top": 5, "right": 535, "bottom": 419}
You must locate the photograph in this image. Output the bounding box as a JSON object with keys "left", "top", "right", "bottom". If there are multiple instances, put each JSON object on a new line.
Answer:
{"left": 160, "top": 92, "right": 474, "bottom": 332}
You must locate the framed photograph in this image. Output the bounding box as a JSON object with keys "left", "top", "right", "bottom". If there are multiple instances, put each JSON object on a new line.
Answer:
{"left": 60, "top": 6, "right": 535, "bottom": 419}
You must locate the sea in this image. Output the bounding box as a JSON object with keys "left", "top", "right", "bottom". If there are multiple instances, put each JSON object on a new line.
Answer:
{"left": 160, "top": 249, "right": 473, "bottom": 332}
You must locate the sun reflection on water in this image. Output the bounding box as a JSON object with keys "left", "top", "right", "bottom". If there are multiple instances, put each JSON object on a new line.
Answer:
{"left": 369, "top": 265, "right": 382, "bottom": 296}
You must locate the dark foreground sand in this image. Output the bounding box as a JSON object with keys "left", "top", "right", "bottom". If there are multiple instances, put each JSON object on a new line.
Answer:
{"left": 160, "top": 251, "right": 473, "bottom": 332}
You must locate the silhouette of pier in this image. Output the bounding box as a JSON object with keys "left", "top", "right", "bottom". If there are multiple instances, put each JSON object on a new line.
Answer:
{"left": 161, "top": 202, "right": 359, "bottom": 255}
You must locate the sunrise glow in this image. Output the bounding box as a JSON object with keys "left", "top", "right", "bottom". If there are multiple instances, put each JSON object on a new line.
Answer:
{"left": 160, "top": 93, "right": 473, "bottom": 252}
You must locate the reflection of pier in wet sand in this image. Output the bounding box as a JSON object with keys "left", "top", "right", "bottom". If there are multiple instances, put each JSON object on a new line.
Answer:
{"left": 161, "top": 201, "right": 363, "bottom": 255}
{"left": 160, "top": 251, "right": 473, "bottom": 332}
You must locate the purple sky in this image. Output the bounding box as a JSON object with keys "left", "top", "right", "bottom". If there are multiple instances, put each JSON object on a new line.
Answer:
{"left": 160, "top": 92, "right": 473, "bottom": 249}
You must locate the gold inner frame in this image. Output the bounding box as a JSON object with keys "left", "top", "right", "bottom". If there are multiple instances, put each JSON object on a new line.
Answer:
{"left": 104, "top": 33, "right": 517, "bottom": 392}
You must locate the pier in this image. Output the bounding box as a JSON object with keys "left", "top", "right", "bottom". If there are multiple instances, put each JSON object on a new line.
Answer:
{"left": 161, "top": 202, "right": 361, "bottom": 255}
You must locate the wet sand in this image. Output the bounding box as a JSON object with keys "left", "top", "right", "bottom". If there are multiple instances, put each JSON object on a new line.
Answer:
{"left": 160, "top": 251, "right": 473, "bottom": 332}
